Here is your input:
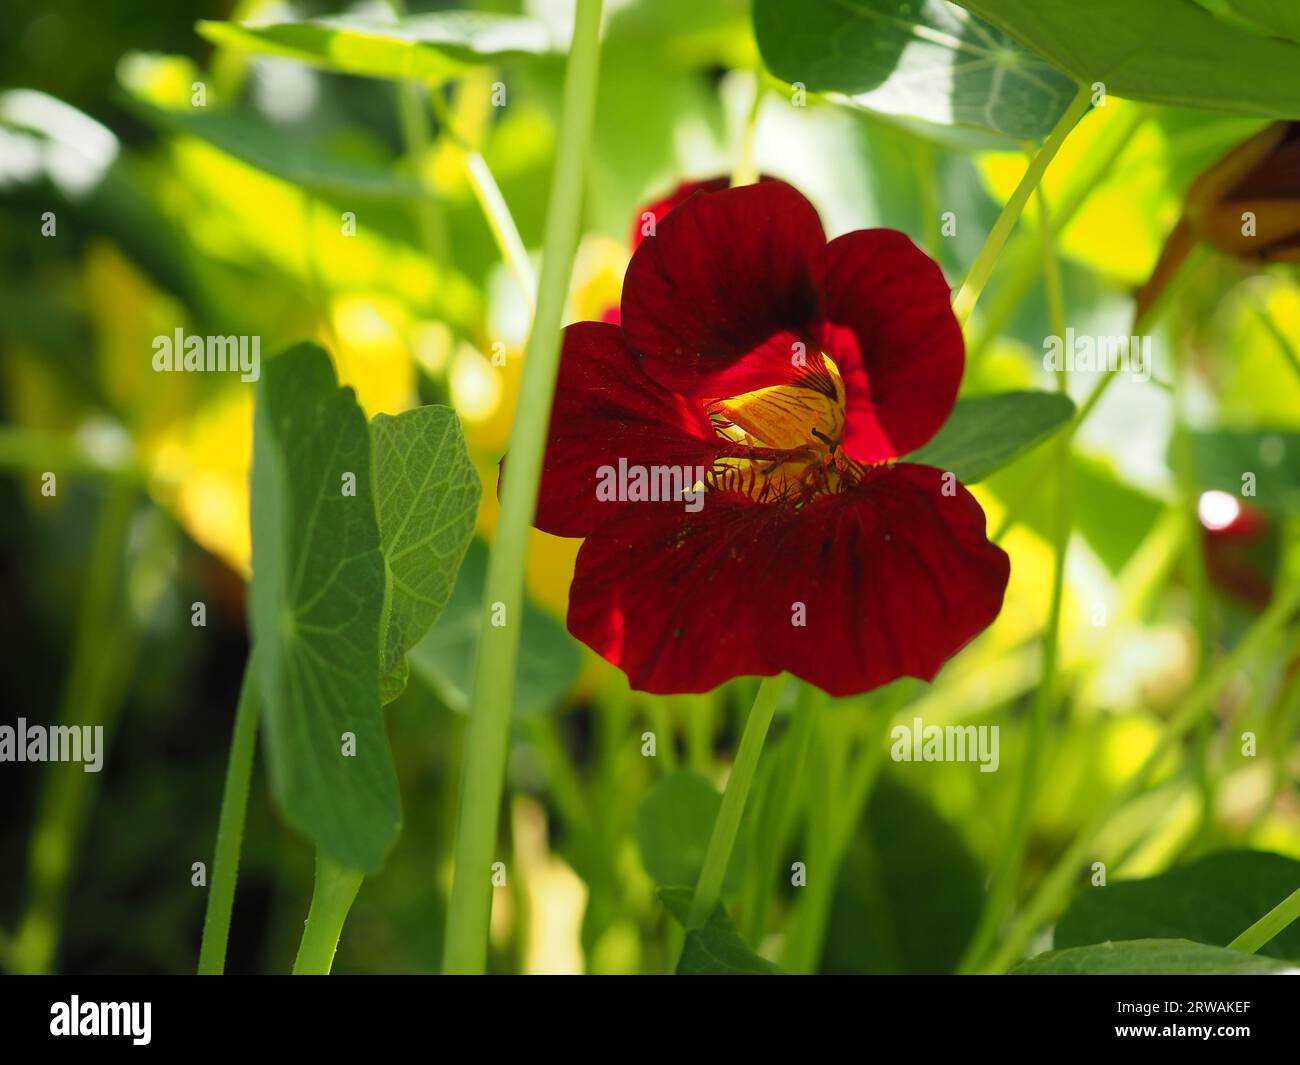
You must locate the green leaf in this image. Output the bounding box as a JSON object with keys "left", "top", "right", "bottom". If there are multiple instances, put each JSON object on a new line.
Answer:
{"left": 1185, "top": 429, "right": 1300, "bottom": 516}
{"left": 635, "top": 771, "right": 749, "bottom": 892}
{"left": 753, "top": 0, "right": 1079, "bottom": 141}
{"left": 902, "top": 391, "right": 1075, "bottom": 483}
{"left": 658, "top": 887, "right": 784, "bottom": 974}
{"left": 250, "top": 344, "right": 399, "bottom": 874}
{"left": 196, "top": 12, "right": 560, "bottom": 84}
{"left": 123, "top": 97, "right": 421, "bottom": 201}
{"left": 1224, "top": 1, "right": 1300, "bottom": 42}
{"left": 822, "top": 774, "right": 984, "bottom": 973}
{"left": 956, "top": 0, "right": 1300, "bottom": 118}
{"left": 379, "top": 657, "right": 409, "bottom": 707}
{"left": 371, "top": 406, "right": 481, "bottom": 703}
{"left": 1011, "top": 939, "right": 1295, "bottom": 974}
{"left": 1055, "top": 851, "right": 1300, "bottom": 962}
{"left": 406, "top": 538, "right": 581, "bottom": 718}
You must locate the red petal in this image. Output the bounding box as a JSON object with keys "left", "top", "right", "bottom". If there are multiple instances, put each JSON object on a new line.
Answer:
{"left": 820, "top": 230, "right": 963, "bottom": 464}
{"left": 628, "top": 176, "right": 729, "bottom": 249}
{"left": 567, "top": 464, "right": 1008, "bottom": 695}
{"left": 621, "top": 180, "right": 827, "bottom": 398}
{"left": 531, "top": 321, "right": 719, "bottom": 538}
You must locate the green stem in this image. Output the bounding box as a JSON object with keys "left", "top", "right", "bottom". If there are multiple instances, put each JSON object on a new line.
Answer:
{"left": 1229, "top": 886, "right": 1300, "bottom": 955}
{"left": 951, "top": 86, "right": 1091, "bottom": 327}
{"left": 1171, "top": 305, "right": 1216, "bottom": 843}
{"left": 644, "top": 694, "right": 678, "bottom": 772}
{"left": 914, "top": 138, "right": 940, "bottom": 258}
{"left": 440, "top": 0, "right": 604, "bottom": 976}
{"left": 730, "top": 74, "right": 764, "bottom": 188}
{"left": 784, "top": 699, "right": 897, "bottom": 972}
{"left": 683, "top": 694, "right": 713, "bottom": 774}
{"left": 958, "top": 189, "right": 1072, "bottom": 973}
{"left": 744, "top": 683, "right": 822, "bottom": 943}
{"left": 982, "top": 580, "right": 1300, "bottom": 973}
{"left": 292, "top": 852, "right": 365, "bottom": 975}
{"left": 968, "top": 105, "right": 1149, "bottom": 367}
{"left": 687, "top": 674, "right": 787, "bottom": 929}
{"left": 426, "top": 88, "right": 537, "bottom": 308}
{"left": 524, "top": 716, "right": 589, "bottom": 830}
{"left": 394, "top": 83, "right": 451, "bottom": 266}
{"left": 9, "top": 482, "right": 136, "bottom": 974}
{"left": 197, "top": 655, "right": 260, "bottom": 974}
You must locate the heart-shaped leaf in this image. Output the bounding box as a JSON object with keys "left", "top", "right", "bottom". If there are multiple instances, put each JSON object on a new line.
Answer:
{"left": 1055, "top": 850, "right": 1300, "bottom": 961}
{"left": 822, "top": 774, "right": 985, "bottom": 973}
{"left": 957, "top": 0, "right": 1300, "bottom": 119}
{"left": 754, "top": 0, "right": 1079, "bottom": 142}
{"left": 196, "top": 12, "right": 561, "bottom": 84}
{"left": 372, "top": 405, "right": 481, "bottom": 702}
{"left": 658, "top": 887, "right": 784, "bottom": 974}
{"left": 902, "top": 390, "right": 1075, "bottom": 483}
{"left": 123, "top": 98, "right": 422, "bottom": 201}
{"left": 635, "top": 771, "right": 750, "bottom": 892}
{"left": 1011, "top": 939, "right": 1295, "bottom": 974}
{"left": 250, "top": 343, "right": 399, "bottom": 873}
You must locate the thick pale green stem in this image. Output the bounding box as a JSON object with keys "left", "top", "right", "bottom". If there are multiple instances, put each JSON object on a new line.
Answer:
{"left": 197, "top": 656, "right": 260, "bottom": 974}
{"left": 951, "top": 86, "right": 1091, "bottom": 327}
{"left": 441, "top": 0, "right": 604, "bottom": 976}
{"left": 292, "top": 852, "right": 364, "bottom": 975}
{"left": 982, "top": 581, "right": 1300, "bottom": 973}
{"left": 1229, "top": 887, "right": 1300, "bottom": 955}
{"left": 688, "top": 675, "right": 787, "bottom": 929}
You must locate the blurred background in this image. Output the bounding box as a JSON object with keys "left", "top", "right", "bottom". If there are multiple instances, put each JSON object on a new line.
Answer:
{"left": 1, "top": 0, "right": 1298, "bottom": 974}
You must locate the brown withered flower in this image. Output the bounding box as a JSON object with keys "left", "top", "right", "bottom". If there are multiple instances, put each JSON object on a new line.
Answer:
{"left": 1136, "top": 122, "right": 1300, "bottom": 320}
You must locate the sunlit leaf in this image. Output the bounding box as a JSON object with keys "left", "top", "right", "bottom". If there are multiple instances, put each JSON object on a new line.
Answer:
{"left": 903, "top": 391, "right": 1075, "bottom": 483}
{"left": 124, "top": 97, "right": 421, "bottom": 201}
{"left": 957, "top": 0, "right": 1300, "bottom": 118}
{"left": 250, "top": 343, "right": 399, "bottom": 873}
{"left": 754, "top": 0, "right": 1078, "bottom": 142}
{"left": 196, "top": 12, "right": 561, "bottom": 84}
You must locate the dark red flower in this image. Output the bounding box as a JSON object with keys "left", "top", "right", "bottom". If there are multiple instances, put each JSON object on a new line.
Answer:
{"left": 531, "top": 180, "right": 1009, "bottom": 695}
{"left": 629, "top": 177, "right": 731, "bottom": 248}
{"left": 1200, "top": 495, "right": 1275, "bottom": 610}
